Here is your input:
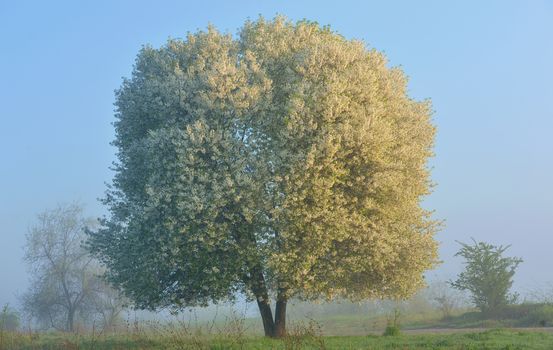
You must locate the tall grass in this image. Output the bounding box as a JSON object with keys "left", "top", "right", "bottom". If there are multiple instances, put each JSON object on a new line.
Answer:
{"left": 3, "top": 328, "right": 553, "bottom": 350}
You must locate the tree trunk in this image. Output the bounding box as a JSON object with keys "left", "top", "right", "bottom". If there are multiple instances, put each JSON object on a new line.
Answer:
{"left": 256, "top": 297, "right": 275, "bottom": 337}
{"left": 254, "top": 286, "right": 288, "bottom": 338}
{"left": 274, "top": 297, "right": 287, "bottom": 338}
{"left": 247, "top": 264, "right": 289, "bottom": 338}
{"left": 248, "top": 265, "right": 276, "bottom": 337}
{"left": 67, "top": 307, "right": 75, "bottom": 332}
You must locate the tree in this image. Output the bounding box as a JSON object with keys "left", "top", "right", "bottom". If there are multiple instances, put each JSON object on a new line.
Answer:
{"left": 90, "top": 280, "right": 127, "bottom": 332}
{"left": 87, "top": 17, "right": 439, "bottom": 337}
{"left": 427, "top": 280, "right": 466, "bottom": 319}
{"left": 451, "top": 240, "right": 523, "bottom": 314}
{"left": 22, "top": 203, "right": 125, "bottom": 332}
{"left": 0, "top": 304, "right": 19, "bottom": 332}
{"left": 527, "top": 282, "right": 553, "bottom": 304}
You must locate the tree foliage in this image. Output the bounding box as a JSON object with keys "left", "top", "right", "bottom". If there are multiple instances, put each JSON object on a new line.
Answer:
{"left": 22, "top": 203, "right": 125, "bottom": 332}
{"left": 87, "top": 17, "right": 439, "bottom": 337}
{"left": 451, "top": 240, "right": 523, "bottom": 314}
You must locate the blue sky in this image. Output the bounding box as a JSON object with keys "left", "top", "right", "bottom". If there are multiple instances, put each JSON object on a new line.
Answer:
{"left": 1, "top": 0, "right": 552, "bottom": 306}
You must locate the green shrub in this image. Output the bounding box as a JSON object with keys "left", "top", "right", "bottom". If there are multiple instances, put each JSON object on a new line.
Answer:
{"left": 383, "top": 325, "right": 401, "bottom": 337}
{"left": 476, "top": 303, "right": 553, "bottom": 327}
{"left": 522, "top": 304, "right": 553, "bottom": 326}
{"left": 383, "top": 309, "right": 401, "bottom": 336}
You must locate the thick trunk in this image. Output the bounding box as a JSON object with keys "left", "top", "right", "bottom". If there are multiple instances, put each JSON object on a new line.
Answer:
{"left": 274, "top": 297, "right": 287, "bottom": 338}
{"left": 256, "top": 297, "right": 275, "bottom": 337}
{"left": 248, "top": 265, "right": 276, "bottom": 337}
{"left": 253, "top": 283, "right": 288, "bottom": 338}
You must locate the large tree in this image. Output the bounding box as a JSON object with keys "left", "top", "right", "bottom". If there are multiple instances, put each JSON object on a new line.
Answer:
{"left": 87, "top": 17, "right": 439, "bottom": 337}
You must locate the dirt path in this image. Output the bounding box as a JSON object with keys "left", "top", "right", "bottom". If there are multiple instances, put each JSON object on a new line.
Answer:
{"left": 398, "top": 327, "right": 553, "bottom": 335}
{"left": 326, "top": 327, "right": 553, "bottom": 336}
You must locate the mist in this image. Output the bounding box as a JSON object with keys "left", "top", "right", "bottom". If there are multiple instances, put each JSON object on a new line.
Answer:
{"left": 1, "top": 0, "right": 552, "bottom": 336}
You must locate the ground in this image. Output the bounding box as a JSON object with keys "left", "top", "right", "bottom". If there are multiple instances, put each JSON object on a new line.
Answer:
{"left": 2, "top": 329, "right": 553, "bottom": 349}
{"left": 4, "top": 304, "right": 553, "bottom": 349}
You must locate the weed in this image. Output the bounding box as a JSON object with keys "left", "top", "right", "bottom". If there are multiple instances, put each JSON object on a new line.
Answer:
{"left": 283, "top": 318, "right": 326, "bottom": 350}
{"left": 383, "top": 308, "right": 401, "bottom": 336}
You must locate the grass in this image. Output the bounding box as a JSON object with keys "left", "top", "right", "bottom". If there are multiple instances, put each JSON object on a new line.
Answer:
{"left": 270, "top": 309, "right": 465, "bottom": 335}
{"left": 4, "top": 304, "right": 553, "bottom": 349}
{"left": 401, "top": 304, "right": 553, "bottom": 330}
{"left": 299, "top": 304, "right": 553, "bottom": 335}
{"left": 2, "top": 329, "right": 553, "bottom": 349}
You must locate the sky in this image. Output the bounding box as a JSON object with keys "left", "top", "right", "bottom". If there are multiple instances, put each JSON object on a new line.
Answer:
{"left": 1, "top": 0, "right": 552, "bottom": 307}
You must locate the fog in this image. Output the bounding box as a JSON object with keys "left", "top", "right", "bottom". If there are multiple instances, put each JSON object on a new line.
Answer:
{"left": 1, "top": 0, "right": 552, "bottom": 316}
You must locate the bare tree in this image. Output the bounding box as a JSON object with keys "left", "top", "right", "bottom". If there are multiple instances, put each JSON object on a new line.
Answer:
{"left": 526, "top": 282, "right": 553, "bottom": 304}
{"left": 427, "top": 280, "right": 466, "bottom": 320}
{"left": 0, "top": 304, "right": 19, "bottom": 332}
{"left": 90, "top": 278, "right": 127, "bottom": 332}
{"left": 21, "top": 203, "right": 124, "bottom": 332}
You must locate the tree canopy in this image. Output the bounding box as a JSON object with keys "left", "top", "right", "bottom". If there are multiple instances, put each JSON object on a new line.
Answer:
{"left": 87, "top": 17, "right": 439, "bottom": 337}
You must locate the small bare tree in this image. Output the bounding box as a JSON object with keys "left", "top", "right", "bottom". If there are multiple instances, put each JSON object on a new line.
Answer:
{"left": 91, "top": 279, "right": 127, "bottom": 332}
{"left": 0, "top": 304, "right": 19, "bottom": 331}
{"left": 21, "top": 203, "right": 125, "bottom": 332}
{"left": 526, "top": 282, "right": 553, "bottom": 304}
{"left": 427, "top": 280, "right": 465, "bottom": 319}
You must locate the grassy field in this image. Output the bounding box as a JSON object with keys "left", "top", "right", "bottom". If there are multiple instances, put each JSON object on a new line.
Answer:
{"left": 4, "top": 304, "right": 553, "bottom": 349}
{"left": 239, "top": 304, "right": 553, "bottom": 336}
{"left": 2, "top": 329, "right": 553, "bottom": 349}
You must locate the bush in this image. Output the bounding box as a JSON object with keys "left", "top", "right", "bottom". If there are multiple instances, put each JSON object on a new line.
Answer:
{"left": 283, "top": 319, "right": 326, "bottom": 350}
{"left": 383, "top": 325, "right": 401, "bottom": 336}
{"left": 518, "top": 304, "right": 553, "bottom": 326}
{"left": 473, "top": 303, "right": 553, "bottom": 327}
{"left": 383, "top": 309, "right": 401, "bottom": 336}
{"left": 0, "top": 304, "right": 19, "bottom": 331}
